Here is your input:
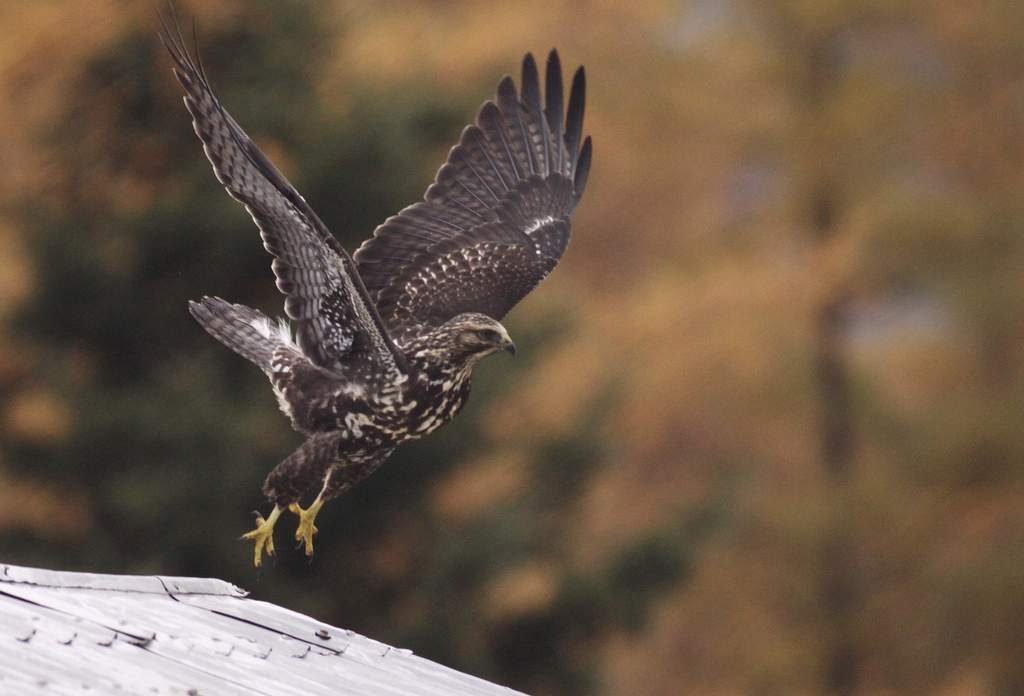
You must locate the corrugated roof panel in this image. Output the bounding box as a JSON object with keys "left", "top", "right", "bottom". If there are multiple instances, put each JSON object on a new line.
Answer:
{"left": 0, "top": 564, "right": 523, "bottom": 696}
{"left": 176, "top": 593, "right": 357, "bottom": 652}
{"left": 0, "top": 591, "right": 247, "bottom": 695}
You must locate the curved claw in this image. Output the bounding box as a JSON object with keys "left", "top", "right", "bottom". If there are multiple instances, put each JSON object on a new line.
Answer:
{"left": 289, "top": 499, "right": 324, "bottom": 557}
{"left": 241, "top": 505, "right": 283, "bottom": 568}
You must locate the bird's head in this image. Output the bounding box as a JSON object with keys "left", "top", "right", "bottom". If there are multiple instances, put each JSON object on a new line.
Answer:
{"left": 435, "top": 312, "right": 517, "bottom": 365}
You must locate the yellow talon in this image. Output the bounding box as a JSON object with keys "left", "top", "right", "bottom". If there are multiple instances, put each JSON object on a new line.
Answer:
{"left": 289, "top": 496, "right": 325, "bottom": 557}
{"left": 241, "top": 504, "right": 283, "bottom": 568}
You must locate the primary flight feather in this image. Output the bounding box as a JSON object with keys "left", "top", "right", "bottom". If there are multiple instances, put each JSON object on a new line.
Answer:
{"left": 160, "top": 13, "right": 591, "bottom": 566}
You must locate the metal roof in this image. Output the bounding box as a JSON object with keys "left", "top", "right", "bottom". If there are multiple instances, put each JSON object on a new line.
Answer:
{"left": 0, "top": 563, "right": 523, "bottom": 696}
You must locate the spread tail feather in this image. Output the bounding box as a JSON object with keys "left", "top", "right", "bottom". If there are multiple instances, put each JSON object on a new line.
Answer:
{"left": 189, "top": 296, "right": 293, "bottom": 372}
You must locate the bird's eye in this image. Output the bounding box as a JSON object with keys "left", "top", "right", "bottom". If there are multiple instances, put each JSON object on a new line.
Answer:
{"left": 476, "top": 329, "right": 500, "bottom": 342}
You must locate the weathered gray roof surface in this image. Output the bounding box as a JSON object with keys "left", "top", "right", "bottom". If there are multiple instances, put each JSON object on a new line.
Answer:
{"left": 0, "top": 563, "right": 522, "bottom": 695}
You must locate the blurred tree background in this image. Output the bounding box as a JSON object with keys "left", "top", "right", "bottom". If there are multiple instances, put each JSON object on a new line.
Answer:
{"left": 1, "top": 1, "right": 1023, "bottom": 694}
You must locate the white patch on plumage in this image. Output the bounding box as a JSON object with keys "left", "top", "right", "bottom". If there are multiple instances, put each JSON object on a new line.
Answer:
{"left": 250, "top": 315, "right": 299, "bottom": 351}
{"left": 524, "top": 215, "right": 555, "bottom": 235}
{"left": 250, "top": 316, "right": 273, "bottom": 339}
{"left": 272, "top": 384, "right": 293, "bottom": 420}
{"left": 275, "top": 318, "right": 295, "bottom": 346}
{"left": 524, "top": 216, "right": 556, "bottom": 254}
{"left": 341, "top": 382, "right": 366, "bottom": 399}
{"left": 344, "top": 411, "right": 373, "bottom": 437}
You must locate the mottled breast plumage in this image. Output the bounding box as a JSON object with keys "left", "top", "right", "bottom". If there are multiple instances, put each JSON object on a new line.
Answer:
{"left": 269, "top": 341, "right": 473, "bottom": 452}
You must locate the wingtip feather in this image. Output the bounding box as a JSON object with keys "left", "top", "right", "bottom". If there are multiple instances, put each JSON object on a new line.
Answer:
{"left": 497, "top": 75, "right": 517, "bottom": 99}
{"left": 521, "top": 53, "right": 541, "bottom": 105}
{"left": 565, "top": 65, "right": 586, "bottom": 165}
{"left": 574, "top": 136, "right": 592, "bottom": 195}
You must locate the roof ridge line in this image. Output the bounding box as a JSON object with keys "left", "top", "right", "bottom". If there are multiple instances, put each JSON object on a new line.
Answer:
{"left": 0, "top": 563, "right": 248, "bottom": 598}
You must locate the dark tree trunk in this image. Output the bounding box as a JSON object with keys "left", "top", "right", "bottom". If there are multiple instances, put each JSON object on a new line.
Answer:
{"left": 815, "top": 284, "right": 858, "bottom": 696}
{"left": 800, "top": 33, "right": 861, "bottom": 694}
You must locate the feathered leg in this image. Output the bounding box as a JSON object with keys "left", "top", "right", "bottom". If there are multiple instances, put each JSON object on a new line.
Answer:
{"left": 323, "top": 453, "right": 393, "bottom": 500}
{"left": 236, "top": 434, "right": 340, "bottom": 567}
{"left": 256, "top": 439, "right": 393, "bottom": 562}
{"left": 286, "top": 451, "right": 395, "bottom": 558}
{"left": 262, "top": 433, "right": 344, "bottom": 505}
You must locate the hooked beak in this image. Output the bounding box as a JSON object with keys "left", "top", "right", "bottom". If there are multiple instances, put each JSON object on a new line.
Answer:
{"left": 503, "top": 340, "right": 517, "bottom": 357}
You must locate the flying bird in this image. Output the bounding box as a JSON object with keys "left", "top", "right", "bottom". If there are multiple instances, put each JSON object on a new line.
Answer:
{"left": 160, "top": 15, "right": 591, "bottom": 567}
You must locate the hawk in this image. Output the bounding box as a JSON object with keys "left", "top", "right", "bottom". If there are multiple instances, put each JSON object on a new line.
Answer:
{"left": 160, "top": 16, "right": 591, "bottom": 567}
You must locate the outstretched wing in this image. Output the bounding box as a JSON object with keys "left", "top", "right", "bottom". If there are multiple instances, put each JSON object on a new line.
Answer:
{"left": 160, "top": 13, "right": 405, "bottom": 375}
{"left": 354, "top": 50, "right": 592, "bottom": 340}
